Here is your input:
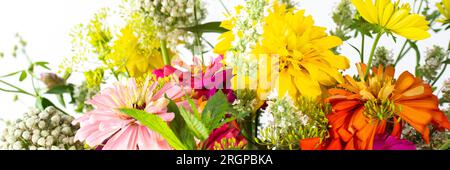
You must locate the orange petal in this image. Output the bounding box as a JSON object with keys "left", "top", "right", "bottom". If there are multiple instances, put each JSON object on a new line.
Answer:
{"left": 299, "top": 137, "right": 323, "bottom": 150}
{"left": 326, "top": 139, "right": 342, "bottom": 150}
{"left": 350, "top": 107, "right": 368, "bottom": 131}
{"left": 397, "top": 104, "right": 432, "bottom": 126}
{"left": 430, "top": 110, "right": 450, "bottom": 131}
{"left": 391, "top": 117, "right": 403, "bottom": 137}
{"left": 333, "top": 100, "right": 361, "bottom": 111}
{"left": 355, "top": 121, "right": 378, "bottom": 150}
{"left": 394, "top": 72, "right": 416, "bottom": 94}
{"left": 396, "top": 97, "right": 439, "bottom": 110}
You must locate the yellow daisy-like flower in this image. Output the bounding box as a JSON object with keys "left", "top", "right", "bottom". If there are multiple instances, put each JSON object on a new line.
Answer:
{"left": 214, "top": 17, "right": 236, "bottom": 55}
{"left": 253, "top": 2, "right": 350, "bottom": 99}
{"left": 351, "top": 0, "right": 430, "bottom": 40}
{"left": 437, "top": 0, "right": 450, "bottom": 24}
{"left": 107, "top": 24, "right": 164, "bottom": 78}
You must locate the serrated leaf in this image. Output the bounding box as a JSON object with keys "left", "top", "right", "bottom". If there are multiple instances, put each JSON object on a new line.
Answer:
{"left": 19, "top": 71, "right": 27, "bottom": 81}
{"left": 179, "top": 107, "right": 210, "bottom": 141}
{"left": 201, "top": 91, "right": 237, "bottom": 130}
{"left": 182, "top": 21, "right": 229, "bottom": 34}
{"left": 167, "top": 99, "right": 196, "bottom": 149}
{"left": 120, "top": 108, "right": 187, "bottom": 150}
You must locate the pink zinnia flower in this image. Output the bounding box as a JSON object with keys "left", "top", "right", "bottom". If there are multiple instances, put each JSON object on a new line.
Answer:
{"left": 153, "top": 55, "right": 235, "bottom": 102}
{"left": 72, "top": 78, "right": 184, "bottom": 150}
{"left": 373, "top": 134, "right": 416, "bottom": 150}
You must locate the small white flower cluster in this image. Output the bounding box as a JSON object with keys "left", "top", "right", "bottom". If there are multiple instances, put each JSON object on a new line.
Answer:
{"left": 419, "top": 45, "right": 448, "bottom": 81}
{"left": 224, "top": 0, "right": 267, "bottom": 79}
{"left": 441, "top": 78, "right": 450, "bottom": 106}
{"left": 372, "top": 46, "right": 394, "bottom": 67}
{"left": 256, "top": 89, "right": 329, "bottom": 149}
{"left": 0, "top": 106, "right": 84, "bottom": 150}
{"left": 140, "top": 0, "right": 206, "bottom": 48}
{"left": 259, "top": 91, "right": 307, "bottom": 132}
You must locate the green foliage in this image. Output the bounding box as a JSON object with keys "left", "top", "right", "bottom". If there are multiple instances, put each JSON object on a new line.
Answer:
{"left": 179, "top": 106, "right": 210, "bottom": 141}
{"left": 201, "top": 91, "right": 238, "bottom": 129}
{"left": 183, "top": 21, "right": 229, "bottom": 34}
{"left": 167, "top": 99, "right": 197, "bottom": 149}
{"left": 120, "top": 108, "right": 188, "bottom": 150}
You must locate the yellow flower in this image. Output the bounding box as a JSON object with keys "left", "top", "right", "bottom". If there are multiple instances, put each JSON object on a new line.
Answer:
{"left": 253, "top": 3, "right": 350, "bottom": 99}
{"left": 437, "top": 0, "right": 450, "bottom": 24}
{"left": 214, "top": 18, "right": 236, "bottom": 55}
{"left": 107, "top": 24, "right": 164, "bottom": 78}
{"left": 351, "top": 0, "right": 430, "bottom": 40}
{"left": 84, "top": 68, "right": 104, "bottom": 88}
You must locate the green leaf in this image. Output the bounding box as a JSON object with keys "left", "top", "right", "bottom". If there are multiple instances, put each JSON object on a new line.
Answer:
{"left": 35, "top": 97, "right": 56, "bottom": 111}
{"left": 179, "top": 107, "right": 210, "bottom": 141}
{"left": 201, "top": 90, "right": 237, "bottom": 130}
{"left": 120, "top": 108, "right": 187, "bottom": 150}
{"left": 444, "top": 59, "right": 450, "bottom": 64}
{"left": 182, "top": 21, "right": 229, "bottom": 34}
{"left": 167, "top": 99, "right": 196, "bottom": 149}
{"left": 56, "top": 94, "right": 66, "bottom": 108}
{"left": 34, "top": 61, "right": 51, "bottom": 70}
{"left": 348, "top": 43, "right": 361, "bottom": 56}
{"left": 46, "top": 84, "right": 74, "bottom": 94}
{"left": 19, "top": 71, "right": 27, "bottom": 81}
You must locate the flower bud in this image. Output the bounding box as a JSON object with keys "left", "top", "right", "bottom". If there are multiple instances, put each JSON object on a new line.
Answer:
{"left": 40, "top": 73, "right": 65, "bottom": 89}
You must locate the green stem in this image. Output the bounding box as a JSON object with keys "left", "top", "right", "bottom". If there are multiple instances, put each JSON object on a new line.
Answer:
{"left": 394, "top": 40, "right": 408, "bottom": 66}
{"left": 417, "top": 0, "right": 424, "bottom": 14}
{"left": 201, "top": 36, "right": 215, "bottom": 49}
{"left": 0, "top": 80, "right": 35, "bottom": 97}
{"left": 431, "top": 62, "right": 448, "bottom": 86}
{"left": 360, "top": 34, "right": 365, "bottom": 63}
{"left": 160, "top": 40, "right": 171, "bottom": 66}
{"left": 219, "top": 0, "right": 231, "bottom": 15}
{"left": 365, "top": 32, "right": 383, "bottom": 80}
{"left": 193, "top": 0, "right": 204, "bottom": 66}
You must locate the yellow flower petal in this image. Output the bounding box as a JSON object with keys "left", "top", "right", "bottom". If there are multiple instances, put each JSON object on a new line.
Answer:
{"left": 293, "top": 70, "right": 322, "bottom": 98}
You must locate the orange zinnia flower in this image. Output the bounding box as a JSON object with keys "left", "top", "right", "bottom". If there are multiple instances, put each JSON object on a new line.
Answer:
{"left": 326, "top": 63, "right": 450, "bottom": 150}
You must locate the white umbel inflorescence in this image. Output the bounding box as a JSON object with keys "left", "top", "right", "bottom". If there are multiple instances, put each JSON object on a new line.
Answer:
{"left": 0, "top": 106, "right": 84, "bottom": 150}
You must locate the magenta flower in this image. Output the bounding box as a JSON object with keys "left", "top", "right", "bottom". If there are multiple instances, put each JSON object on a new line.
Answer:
{"left": 373, "top": 134, "right": 416, "bottom": 150}
{"left": 72, "top": 78, "right": 185, "bottom": 150}
{"left": 152, "top": 65, "right": 178, "bottom": 79}
{"left": 202, "top": 123, "right": 247, "bottom": 150}
{"left": 153, "top": 55, "right": 235, "bottom": 102}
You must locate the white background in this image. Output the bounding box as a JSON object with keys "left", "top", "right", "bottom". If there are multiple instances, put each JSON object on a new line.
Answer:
{"left": 0, "top": 0, "right": 449, "bottom": 133}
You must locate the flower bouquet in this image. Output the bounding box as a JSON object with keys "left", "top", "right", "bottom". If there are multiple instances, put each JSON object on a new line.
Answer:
{"left": 0, "top": 0, "right": 449, "bottom": 151}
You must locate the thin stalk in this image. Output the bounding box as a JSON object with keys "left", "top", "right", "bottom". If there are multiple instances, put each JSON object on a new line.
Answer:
{"left": 0, "top": 80, "right": 35, "bottom": 97}
{"left": 22, "top": 52, "right": 40, "bottom": 96}
{"left": 193, "top": 0, "right": 204, "bottom": 66}
{"left": 431, "top": 62, "right": 448, "bottom": 86}
{"left": 365, "top": 32, "right": 383, "bottom": 80}
{"left": 360, "top": 34, "right": 365, "bottom": 63}
{"left": 417, "top": 0, "right": 424, "bottom": 14}
{"left": 219, "top": 0, "right": 231, "bottom": 15}
{"left": 394, "top": 40, "right": 408, "bottom": 66}
{"left": 160, "top": 40, "right": 171, "bottom": 66}
{"left": 201, "top": 36, "right": 215, "bottom": 49}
